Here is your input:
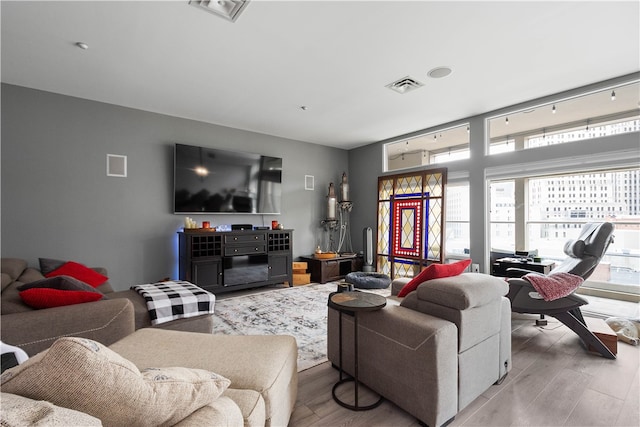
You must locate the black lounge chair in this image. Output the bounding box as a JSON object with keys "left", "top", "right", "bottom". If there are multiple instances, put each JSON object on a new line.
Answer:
{"left": 506, "top": 222, "right": 616, "bottom": 359}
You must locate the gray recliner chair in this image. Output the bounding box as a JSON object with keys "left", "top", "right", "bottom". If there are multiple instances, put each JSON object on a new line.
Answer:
{"left": 506, "top": 222, "right": 616, "bottom": 359}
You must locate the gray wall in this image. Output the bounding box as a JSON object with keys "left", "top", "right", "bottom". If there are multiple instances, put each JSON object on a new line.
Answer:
{"left": 1, "top": 84, "right": 348, "bottom": 289}
{"left": 347, "top": 73, "right": 640, "bottom": 272}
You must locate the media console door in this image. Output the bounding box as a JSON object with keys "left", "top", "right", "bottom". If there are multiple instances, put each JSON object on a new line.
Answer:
{"left": 192, "top": 259, "right": 222, "bottom": 288}
{"left": 178, "top": 230, "right": 293, "bottom": 294}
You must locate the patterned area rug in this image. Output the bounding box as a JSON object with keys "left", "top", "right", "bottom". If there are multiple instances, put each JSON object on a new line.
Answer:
{"left": 211, "top": 283, "right": 391, "bottom": 372}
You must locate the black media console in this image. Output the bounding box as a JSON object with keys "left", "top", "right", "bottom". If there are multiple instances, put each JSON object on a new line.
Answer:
{"left": 178, "top": 229, "right": 293, "bottom": 294}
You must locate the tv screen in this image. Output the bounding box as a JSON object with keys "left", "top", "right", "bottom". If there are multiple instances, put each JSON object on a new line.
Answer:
{"left": 174, "top": 143, "right": 282, "bottom": 214}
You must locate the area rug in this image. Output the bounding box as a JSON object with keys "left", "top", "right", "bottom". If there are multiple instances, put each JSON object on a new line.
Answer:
{"left": 210, "top": 283, "right": 391, "bottom": 372}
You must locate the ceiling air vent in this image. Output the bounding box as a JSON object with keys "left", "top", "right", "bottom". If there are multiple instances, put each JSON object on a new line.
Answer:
{"left": 189, "top": 0, "right": 250, "bottom": 22}
{"left": 386, "top": 76, "right": 424, "bottom": 94}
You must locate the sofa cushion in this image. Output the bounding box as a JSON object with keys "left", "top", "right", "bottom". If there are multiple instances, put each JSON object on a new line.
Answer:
{"left": 17, "top": 275, "right": 101, "bottom": 293}
{"left": 1, "top": 273, "right": 13, "bottom": 292}
{"left": 397, "top": 259, "right": 471, "bottom": 297}
{"left": 1, "top": 259, "right": 27, "bottom": 281}
{"left": 19, "top": 288, "right": 104, "bottom": 309}
{"left": 174, "top": 396, "right": 244, "bottom": 427}
{"left": 404, "top": 273, "right": 508, "bottom": 310}
{"left": 0, "top": 392, "right": 102, "bottom": 426}
{"left": 109, "top": 328, "right": 298, "bottom": 427}
{"left": 17, "top": 276, "right": 105, "bottom": 309}
{"left": 38, "top": 257, "right": 66, "bottom": 275}
{"left": 0, "top": 337, "right": 231, "bottom": 427}
{"left": 45, "top": 261, "right": 108, "bottom": 287}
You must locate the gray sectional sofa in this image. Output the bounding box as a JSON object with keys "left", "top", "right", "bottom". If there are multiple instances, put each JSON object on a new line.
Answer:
{"left": 1, "top": 258, "right": 213, "bottom": 356}
{"left": 328, "top": 272, "right": 511, "bottom": 427}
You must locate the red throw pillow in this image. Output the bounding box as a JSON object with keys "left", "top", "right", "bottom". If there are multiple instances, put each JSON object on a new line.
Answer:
{"left": 19, "top": 288, "right": 103, "bottom": 309}
{"left": 45, "top": 261, "right": 108, "bottom": 287}
{"left": 397, "top": 259, "right": 472, "bottom": 298}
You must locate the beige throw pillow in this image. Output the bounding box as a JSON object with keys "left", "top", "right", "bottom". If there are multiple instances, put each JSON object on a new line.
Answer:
{"left": 0, "top": 337, "right": 230, "bottom": 427}
{"left": 0, "top": 392, "right": 103, "bottom": 426}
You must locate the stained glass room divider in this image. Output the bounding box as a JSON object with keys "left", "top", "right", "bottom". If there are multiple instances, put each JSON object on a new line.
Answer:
{"left": 376, "top": 168, "right": 447, "bottom": 279}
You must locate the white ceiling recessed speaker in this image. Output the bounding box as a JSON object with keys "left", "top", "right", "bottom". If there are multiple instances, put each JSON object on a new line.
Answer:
{"left": 427, "top": 67, "right": 453, "bottom": 79}
{"left": 107, "top": 154, "right": 127, "bottom": 177}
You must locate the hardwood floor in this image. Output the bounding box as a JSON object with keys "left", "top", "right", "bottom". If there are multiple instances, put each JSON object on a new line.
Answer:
{"left": 290, "top": 313, "right": 640, "bottom": 427}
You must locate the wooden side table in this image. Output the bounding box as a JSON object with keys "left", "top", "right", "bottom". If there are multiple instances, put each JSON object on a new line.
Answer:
{"left": 329, "top": 291, "right": 386, "bottom": 411}
{"left": 301, "top": 255, "right": 363, "bottom": 284}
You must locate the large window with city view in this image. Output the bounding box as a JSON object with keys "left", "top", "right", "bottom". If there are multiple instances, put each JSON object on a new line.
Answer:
{"left": 487, "top": 81, "right": 639, "bottom": 154}
{"left": 489, "top": 168, "right": 640, "bottom": 293}
{"left": 384, "top": 123, "right": 470, "bottom": 172}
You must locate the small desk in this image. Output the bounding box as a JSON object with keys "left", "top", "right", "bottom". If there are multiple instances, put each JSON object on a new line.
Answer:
{"left": 492, "top": 258, "right": 556, "bottom": 277}
{"left": 329, "top": 291, "right": 386, "bottom": 411}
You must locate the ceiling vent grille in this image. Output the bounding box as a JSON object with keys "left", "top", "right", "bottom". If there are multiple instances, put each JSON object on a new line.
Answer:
{"left": 386, "top": 76, "right": 424, "bottom": 94}
{"left": 189, "top": 0, "right": 250, "bottom": 22}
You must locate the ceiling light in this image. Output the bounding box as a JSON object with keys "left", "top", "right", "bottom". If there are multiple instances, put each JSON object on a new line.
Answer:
{"left": 75, "top": 42, "right": 89, "bottom": 50}
{"left": 189, "top": 0, "right": 250, "bottom": 22}
{"left": 552, "top": 105, "right": 556, "bottom": 114}
{"left": 299, "top": 106, "right": 308, "bottom": 111}
{"left": 386, "top": 76, "right": 424, "bottom": 94}
{"left": 611, "top": 90, "right": 616, "bottom": 101}
{"left": 427, "top": 67, "right": 452, "bottom": 79}
{"left": 505, "top": 117, "right": 509, "bottom": 125}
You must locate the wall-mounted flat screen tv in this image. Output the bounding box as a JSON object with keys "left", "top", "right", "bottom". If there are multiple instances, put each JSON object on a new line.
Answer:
{"left": 174, "top": 143, "right": 282, "bottom": 214}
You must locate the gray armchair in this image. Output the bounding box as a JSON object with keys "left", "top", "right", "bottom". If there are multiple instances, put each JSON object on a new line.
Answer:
{"left": 506, "top": 222, "right": 616, "bottom": 358}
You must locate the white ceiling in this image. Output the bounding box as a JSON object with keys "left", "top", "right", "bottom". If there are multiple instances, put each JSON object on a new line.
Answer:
{"left": 2, "top": 1, "right": 639, "bottom": 150}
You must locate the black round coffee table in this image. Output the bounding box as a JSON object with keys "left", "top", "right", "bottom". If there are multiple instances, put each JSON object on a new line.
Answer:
{"left": 329, "top": 291, "right": 386, "bottom": 411}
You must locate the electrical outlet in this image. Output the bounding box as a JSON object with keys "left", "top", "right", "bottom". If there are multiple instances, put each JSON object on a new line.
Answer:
{"left": 471, "top": 263, "right": 480, "bottom": 273}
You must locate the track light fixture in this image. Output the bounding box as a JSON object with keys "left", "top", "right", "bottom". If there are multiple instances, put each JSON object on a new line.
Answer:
{"left": 611, "top": 90, "right": 616, "bottom": 101}
{"left": 552, "top": 105, "right": 556, "bottom": 114}
{"left": 505, "top": 117, "right": 509, "bottom": 125}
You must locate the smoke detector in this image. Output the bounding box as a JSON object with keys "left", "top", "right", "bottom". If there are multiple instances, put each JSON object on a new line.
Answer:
{"left": 386, "top": 76, "right": 424, "bottom": 94}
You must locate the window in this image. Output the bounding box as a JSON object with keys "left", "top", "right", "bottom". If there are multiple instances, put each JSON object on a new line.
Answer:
{"left": 489, "top": 180, "right": 516, "bottom": 252}
{"left": 487, "top": 81, "right": 639, "bottom": 155}
{"left": 446, "top": 183, "right": 470, "bottom": 258}
{"left": 489, "top": 168, "right": 639, "bottom": 292}
{"left": 384, "top": 123, "right": 470, "bottom": 172}
{"left": 527, "top": 169, "right": 640, "bottom": 292}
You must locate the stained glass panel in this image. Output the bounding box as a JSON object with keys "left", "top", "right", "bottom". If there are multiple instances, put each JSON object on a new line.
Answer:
{"left": 377, "top": 201, "right": 390, "bottom": 255}
{"left": 377, "top": 256, "right": 391, "bottom": 276}
{"left": 395, "top": 175, "right": 422, "bottom": 198}
{"left": 392, "top": 199, "right": 421, "bottom": 257}
{"left": 426, "top": 198, "right": 442, "bottom": 260}
{"left": 379, "top": 179, "right": 393, "bottom": 200}
{"left": 424, "top": 172, "right": 443, "bottom": 197}
{"left": 377, "top": 168, "right": 446, "bottom": 279}
{"left": 393, "top": 258, "right": 420, "bottom": 278}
